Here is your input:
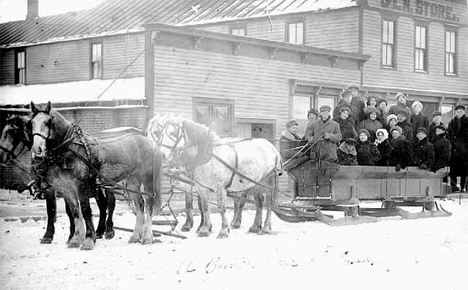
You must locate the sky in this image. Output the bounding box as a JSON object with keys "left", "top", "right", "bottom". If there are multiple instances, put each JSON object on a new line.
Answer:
{"left": 0, "top": 0, "right": 105, "bottom": 23}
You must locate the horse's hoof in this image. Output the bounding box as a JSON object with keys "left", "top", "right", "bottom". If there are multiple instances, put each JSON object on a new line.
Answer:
{"left": 260, "top": 228, "right": 272, "bottom": 235}
{"left": 128, "top": 236, "right": 141, "bottom": 244}
{"left": 180, "top": 223, "right": 193, "bottom": 232}
{"left": 80, "top": 238, "right": 95, "bottom": 251}
{"left": 197, "top": 230, "right": 210, "bottom": 237}
{"left": 105, "top": 230, "right": 115, "bottom": 240}
{"left": 96, "top": 232, "right": 104, "bottom": 239}
{"left": 40, "top": 237, "right": 53, "bottom": 244}
{"left": 217, "top": 232, "right": 229, "bottom": 239}
{"left": 67, "top": 240, "right": 82, "bottom": 248}
{"left": 141, "top": 237, "right": 154, "bottom": 245}
{"left": 248, "top": 226, "right": 261, "bottom": 234}
{"left": 230, "top": 222, "right": 241, "bottom": 229}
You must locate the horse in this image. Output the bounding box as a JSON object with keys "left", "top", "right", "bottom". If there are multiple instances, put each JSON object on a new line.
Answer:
{"left": 30, "top": 101, "right": 163, "bottom": 249}
{"left": 157, "top": 116, "right": 282, "bottom": 238}
{"left": 147, "top": 114, "right": 247, "bottom": 232}
{"left": 0, "top": 114, "right": 115, "bottom": 244}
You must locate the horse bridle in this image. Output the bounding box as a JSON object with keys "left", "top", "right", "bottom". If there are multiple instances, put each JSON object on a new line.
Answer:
{"left": 157, "top": 122, "right": 187, "bottom": 155}
{"left": 0, "top": 125, "right": 29, "bottom": 160}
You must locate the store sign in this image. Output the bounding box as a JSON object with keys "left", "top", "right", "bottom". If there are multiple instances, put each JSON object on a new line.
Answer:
{"left": 381, "top": 0, "right": 461, "bottom": 22}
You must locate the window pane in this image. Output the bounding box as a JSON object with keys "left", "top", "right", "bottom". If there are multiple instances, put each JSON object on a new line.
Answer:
{"left": 296, "top": 22, "right": 303, "bottom": 45}
{"left": 383, "top": 21, "right": 388, "bottom": 42}
{"left": 450, "top": 32, "right": 456, "bottom": 52}
{"left": 317, "top": 97, "right": 335, "bottom": 113}
{"left": 415, "top": 27, "right": 421, "bottom": 48}
{"left": 92, "top": 44, "right": 102, "bottom": 61}
{"left": 289, "top": 23, "right": 296, "bottom": 44}
{"left": 17, "top": 52, "right": 25, "bottom": 68}
{"left": 195, "top": 104, "right": 232, "bottom": 137}
{"left": 388, "top": 21, "right": 394, "bottom": 44}
{"left": 446, "top": 32, "right": 451, "bottom": 52}
{"left": 420, "top": 27, "right": 426, "bottom": 49}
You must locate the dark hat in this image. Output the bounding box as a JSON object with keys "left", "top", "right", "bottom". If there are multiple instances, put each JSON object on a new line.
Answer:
{"left": 432, "top": 111, "right": 442, "bottom": 118}
{"left": 286, "top": 119, "right": 298, "bottom": 128}
{"left": 390, "top": 125, "right": 403, "bottom": 135}
{"left": 339, "top": 106, "right": 351, "bottom": 113}
{"left": 340, "top": 89, "right": 353, "bottom": 98}
{"left": 307, "top": 108, "right": 319, "bottom": 116}
{"left": 435, "top": 124, "right": 446, "bottom": 131}
{"left": 396, "top": 109, "right": 409, "bottom": 118}
{"left": 416, "top": 127, "right": 427, "bottom": 135}
{"left": 344, "top": 138, "right": 358, "bottom": 146}
{"left": 347, "top": 84, "right": 361, "bottom": 91}
{"left": 364, "top": 106, "right": 381, "bottom": 116}
{"left": 319, "top": 105, "right": 332, "bottom": 112}
{"left": 358, "top": 129, "right": 370, "bottom": 138}
{"left": 455, "top": 105, "right": 466, "bottom": 111}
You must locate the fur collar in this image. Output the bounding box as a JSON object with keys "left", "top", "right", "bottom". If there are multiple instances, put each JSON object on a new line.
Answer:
{"left": 281, "top": 130, "right": 301, "bottom": 141}
{"left": 338, "top": 142, "right": 357, "bottom": 156}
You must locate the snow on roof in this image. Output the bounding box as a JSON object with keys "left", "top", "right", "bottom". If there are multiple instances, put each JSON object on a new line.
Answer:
{"left": 0, "top": 77, "right": 145, "bottom": 106}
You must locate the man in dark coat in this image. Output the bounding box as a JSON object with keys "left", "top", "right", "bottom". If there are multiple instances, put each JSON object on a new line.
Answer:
{"left": 413, "top": 127, "right": 434, "bottom": 170}
{"left": 388, "top": 92, "right": 411, "bottom": 119}
{"left": 308, "top": 105, "right": 342, "bottom": 163}
{"left": 428, "top": 111, "right": 443, "bottom": 143}
{"left": 333, "top": 89, "right": 360, "bottom": 128}
{"left": 280, "top": 119, "right": 308, "bottom": 170}
{"left": 410, "top": 101, "right": 430, "bottom": 140}
{"left": 389, "top": 126, "right": 413, "bottom": 171}
{"left": 347, "top": 85, "right": 366, "bottom": 124}
{"left": 333, "top": 106, "right": 358, "bottom": 140}
{"left": 431, "top": 125, "right": 451, "bottom": 172}
{"left": 356, "top": 129, "right": 380, "bottom": 166}
{"left": 396, "top": 110, "right": 414, "bottom": 142}
{"left": 447, "top": 105, "right": 468, "bottom": 192}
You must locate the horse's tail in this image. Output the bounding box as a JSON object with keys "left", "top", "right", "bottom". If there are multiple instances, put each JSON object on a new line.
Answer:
{"left": 275, "top": 152, "right": 283, "bottom": 177}
{"left": 152, "top": 149, "right": 164, "bottom": 215}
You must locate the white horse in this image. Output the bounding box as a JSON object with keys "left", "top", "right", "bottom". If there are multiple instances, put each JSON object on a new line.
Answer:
{"left": 157, "top": 116, "right": 282, "bottom": 238}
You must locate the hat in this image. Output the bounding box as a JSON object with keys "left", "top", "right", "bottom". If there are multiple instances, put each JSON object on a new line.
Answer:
{"left": 390, "top": 126, "right": 403, "bottom": 135}
{"left": 286, "top": 119, "right": 298, "bottom": 128}
{"left": 358, "top": 129, "right": 370, "bottom": 138}
{"left": 307, "top": 108, "right": 319, "bottom": 116}
{"left": 378, "top": 98, "right": 388, "bottom": 106}
{"left": 344, "top": 138, "right": 358, "bottom": 146}
{"left": 455, "top": 105, "right": 466, "bottom": 111}
{"left": 347, "top": 84, "right": 361, "bottom": 91}
{"left": 416, "top": 127, "right": 427, "bottom": 135}
{"left": 435, "top": 124, "right": 446, "bottom": 131}
{"left": 432, "top": 111, "right": 442, "bottom": 118}
{"left": 363, "top": 106, "right": 380, "bottom": 116}
{"left": 386, "top": 114, "right": 397, "bottom": 124}
{"left": 319, "top": 105, "right": 332, "bottom": 112}
{"left": 396, "top": 92, "right": 407, "bottom": 101}
{"left": 340, "top": 89, "right": 352, "bottom": 98}
{"left": 396, "top": 110, "right": 409, "bottom": 118}
{"left": 376, "top": 128, "right": 389, "bottom": 140}
{"left": 339, "top": 106, "right": 351, "bottom": 113}
{"left": 411, "top": 101, "right": 423, "bottom": 110}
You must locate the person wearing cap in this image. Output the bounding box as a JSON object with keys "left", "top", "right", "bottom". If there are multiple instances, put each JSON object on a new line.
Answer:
{"left": 410, "top": 101, "right": 429, "bottom": 140}
{"left": 388, "top": 92, "right": 412, "bottom": 121}
{"left": 385, "top": 114, "right": 398, "bottom": 132}
{"left": 431, "top": 124, "right": 451, "bottom": 172}
{"left": 347, "top": 85, "right": 366, "bottom": 124}
{"left": 333, "top": 89, "right": 360, "bottom": 128}
{"left": 333, "top": 106, "right": 358, "bottom": 141}
{"left": 359, "top": 106, "right": 383, "bottom": 143}
{"left": 279, "top": 119, "right": 309, "bottom": 171}
{"left": 307, "top": 108, "right": 319, "bottom": 122}
{"left": 356, "top": 129, "right": 381, "bottom": 166}
{"left": 374, "top": 128, "right": 392, "bottom": 166}
{"left": 337, "top": 138, "right": 358, "bottom": 165}
{"left": 428, "top": 111, "right": 444, "bottom": 143}
{"left": 447, "top": 105, "right": 468, "bottom": 192}
{"left": 396, "top": 110, "right": 414, "bottom": 142}
{"left": 308, "top": 105, "right": 342, "bottom": 163}
{"left": 413, "top": 127, "right": 435, "bottom": 170}
{"left": 389, "top": 126, "right": 413, "bottom": 172}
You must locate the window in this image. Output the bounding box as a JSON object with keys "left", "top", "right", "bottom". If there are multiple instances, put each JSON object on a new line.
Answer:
{"left": 382, "top": 19, "right": 396, "bottom": 68}
{"left": 194, "top": 98, "right": 234, "bottom": 137}
{"left": 230, "top": 27, "right": 246, "bottom": 36}
{"left": 91, "top": 43, "right": 103, "bottom": 79}
{"left": 286, "top": 21, "right": 304, "bottom": 45}
{"left": 441, "top": 105, "right": 454, "bottom": 125}
{"left": 415, "top": 25, "right": 428, "bottom": 71}
{"left": 15, "top": 51, "right": 26, "bottom": 84}
{"left": 445, "top": 29, "right": 457, "bottom": 75}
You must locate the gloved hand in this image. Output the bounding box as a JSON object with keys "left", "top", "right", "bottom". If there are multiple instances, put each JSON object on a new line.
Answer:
{"left": 420, "top": 164, "right": 428, "bottom": 170}
{"left": 395, "top": 164, "right": 401, "bottom": 172}
{"left": 323, "top": 133, "right": 330, "bottom": 140}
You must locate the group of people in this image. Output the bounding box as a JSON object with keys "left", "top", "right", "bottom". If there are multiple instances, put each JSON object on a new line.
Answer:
{"left": 280, "top": 85, "right": 468, "bottom": 193}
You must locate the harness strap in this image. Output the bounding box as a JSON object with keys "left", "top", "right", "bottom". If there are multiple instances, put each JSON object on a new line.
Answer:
{"left": 225, "top": 145, "right": 238, "bottom": 190}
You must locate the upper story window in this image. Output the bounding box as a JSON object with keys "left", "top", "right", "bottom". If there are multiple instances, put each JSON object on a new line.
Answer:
{"left": 445, "top": 29, "right": 457, "bottom": 75}
{"left": 15, "top": 51, "right": 26, "bottom": 85}
{"left": 415, "top": 24, "right": 428, "bottom": 72}
{"left": 382, "top": 19, "right": 396, "bottom": 68}
{"left": 230, "top": 27, "right": 246, "bottom": 36}
{"left": 91, "top": 43, "right": 103, "bottom": 79}
{"left": 286, "top": 21, "right": 304, "bottom": 45}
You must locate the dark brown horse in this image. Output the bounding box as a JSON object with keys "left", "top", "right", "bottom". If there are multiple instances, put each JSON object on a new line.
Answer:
{"left": 0, "top": 114, "right": 115, "bottom": 244}
{"left": 30, "top": 102, "right": 163, "bottom": 250}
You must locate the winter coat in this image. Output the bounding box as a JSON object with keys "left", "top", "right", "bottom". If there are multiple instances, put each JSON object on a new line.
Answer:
{"left": 351, "top": 97, "right": 366, "bottom": 124}
{"left": 431, "top": 133, "right": 451, "bottom": 172}
{"left": 337, "top": 143, "right": 358, "bottom": 165}
{"left": 413, "top": 137, "right": 435, "bottom": 169}
{"left": 389, "top": 136, "right": 413, "bottom": 168}
{"left": 375, "top": 139, "right": 392, "bottom": 166}
{"left": 356, "top": 140, "right": 380, "bottom": 166}
{"left": 279, "top": 131, "right": 309, "bottom": 170}
{"left": 446, "top": 115, "right": 468, "bottom": 175}
{"left": 377, "top": 110, "right": 388, "bottom": 128}
{"left": 359, "top": 119, "right": 383, "bottom": 143}
{"left": 388, "top": 102, "right": 411, "bottom": 119}
{"left": 308, "top": 116, "right": 342, "bottom": 162}
{"left": 428, "top": 122, "right": 444, "bottom": 143}
{"left": 410, "top": 113, "right": 430, "bottom": 139}
{"left": 396, "top": 121, "right": 414, "bottom": 142}
{"left": 333, "top": 99, "right": 360, "bottom": 128}
{"left": 333, "top": 117, "right": 358, "bottom": 140}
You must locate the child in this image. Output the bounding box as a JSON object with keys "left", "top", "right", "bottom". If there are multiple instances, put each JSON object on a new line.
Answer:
{"left": 431, "top": 125, "right": 451, "bottom": 172}
{"left": 389, "top": 126, "right": 413, "bottom": 171}
{"left": 413, "top": 127, "right": 435, "bottom": 170}
{"left": 356, "top": 129, "right": 381, "bottom": 166}
{"left": 337, "top": 138, "right": 358, "bottom": 165}
{"left": 374, "top": 129, "right": 392, "bottom": 166}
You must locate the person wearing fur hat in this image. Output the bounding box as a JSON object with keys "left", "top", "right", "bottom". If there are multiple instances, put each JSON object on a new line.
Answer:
{"left": 356, "top": 129, "right": 381, "bottom": 166}
{"left": 374, "top": 129, "right": 392, "bottom": 166}
{"left": 396, "top": 110, "right": 414, "bottom": 142}
{"left": 359, "top": 106, "right": 383, "bottom": 143}
{"left": 333, "top": 89, "right": 360, "bottom": 128}
{"left": 410, "top": 101, "right": 429, "bottom": 140}
{"left": 447, "top": 105, "right": 468, "bottom": 192}
{"left": 428, "top": 111, "right": 444, "bottom": 143}
{"left": 280, "top": 119, "right": 308, "bottom": 171}
{"left": 377, "top": 98, "right": 389, "bottom": 127}
{"left": 389, "top": 126, "right": 413, "bottom": 171}
{"left": 413, "top": 127, "right": 435, "bottom": 170}
{"left": 307, "top": 108, "right": 319, "bottom": 122}
{"left": 333, "top": 106, "right": 358, "bottom": 140}
{"left": 385, "top": 114, "right": 398, "bottom": 132}
{"left": 431, "top": 125, "right": 451, "bottom": 172}
{"left": 347, "top": 85, "right": 366, "bottom": 124}
{"left": 337, "top": 138, "right": 358, "bottom": 165}
{"left": 388, "top": 92, "right": 412, "bottom": 119}
{"left": 308, "top": 105, "right": 342, "bottom": 163}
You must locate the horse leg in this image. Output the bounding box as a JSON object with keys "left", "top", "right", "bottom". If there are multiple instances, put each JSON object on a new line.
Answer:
{"left": 65, "top": 194, "right": 85, "bottom": 249}
{"left": 197, "top": 189, "right": 212, "bottom": 237}
{"left": 261, "top": 189, "right": 273, "bottom": 235}
{"left": 180, "top": 191, "right": 194, "bottom": 232}
{"left": 195, "top": 193, "right": 206, "bottom": 234}
{"left": 40, "top": 190, "right": 56, "bottom": 244}
{"left": 105, "top": 189, "right": 115, "bottom": 239}
{"left": 80, "top": 183, "right": 96, "bottom": 250}
{"left": 128, "top": 182, "right": 145, "bottom": 243}
{"left": 230, "top": 191, "right": 246, "bottom": 229}
{"left": 141, "top": 179, "right": 156, "bottom": 245}
{"left": 216, "top": 188, "right": 229, "bottom": 239}
{"left": 249, "top": 191, "right": 263, "bottom": 233}
{"left": 95, "top": 187, "right": 107, "bottom": 239}
{"left": 65, "top": 199, "right": 75, "bottom": 244}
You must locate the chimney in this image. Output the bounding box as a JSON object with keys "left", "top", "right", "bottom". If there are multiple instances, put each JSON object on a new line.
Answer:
{"left": 26, "top": 0, "right": 39, "bottom": 21}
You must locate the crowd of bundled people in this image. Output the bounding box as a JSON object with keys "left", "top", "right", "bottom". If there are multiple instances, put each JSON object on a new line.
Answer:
{"left": 280, "top": 85, "right": 468, "bottom": 193}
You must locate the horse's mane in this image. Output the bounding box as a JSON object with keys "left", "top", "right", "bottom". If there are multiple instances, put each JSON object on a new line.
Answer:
{"left": 182, "top": 119, "right": 220, "bottom": 145}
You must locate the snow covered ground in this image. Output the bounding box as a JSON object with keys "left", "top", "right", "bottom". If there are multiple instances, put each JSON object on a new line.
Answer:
{"left": 0, "top": 196, "right": 467, "bottom": 290}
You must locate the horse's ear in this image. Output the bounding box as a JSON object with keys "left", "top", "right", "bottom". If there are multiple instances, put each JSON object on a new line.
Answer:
{"left": 30, "top": 102, "right": 38, "bottom": 114}
{"left": 46, "top": 101, "right": 52, "bottom": 113}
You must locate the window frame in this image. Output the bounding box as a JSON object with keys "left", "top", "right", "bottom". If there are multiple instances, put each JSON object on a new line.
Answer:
{"left": 381, "top": 17, "right": 397, "bottom": 69}
{"left": 285, "top": 19, "right": 306, "bottom": 45}
{"left": 193, "top": 97, "right": 235, "bottom": 137}
{"left": 444, "top": 26, "right": 458, "bottom": 76}
{"left": 90, "top": 42, "right": 103, "bottom": 80}
{"left": 15, "top": 49, "right": 26, "bottom": 85}
{"left": 229, "top": 25, "right": 247, "bottom": 36}
{"left": 414, "top": 21, "right": 429, "bottom": 73}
